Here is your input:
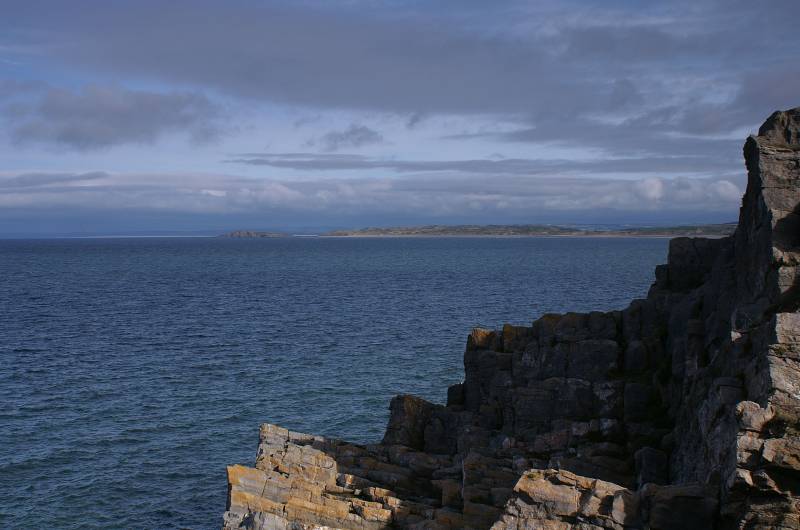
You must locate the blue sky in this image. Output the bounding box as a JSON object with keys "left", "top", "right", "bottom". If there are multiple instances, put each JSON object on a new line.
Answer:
{"left": 1, "top": 0, "right": 798, "bottom": 235}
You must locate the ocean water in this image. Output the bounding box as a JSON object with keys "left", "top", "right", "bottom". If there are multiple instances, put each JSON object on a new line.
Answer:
{"left": 0, "top": 236, "right": 668, "bottom": 529}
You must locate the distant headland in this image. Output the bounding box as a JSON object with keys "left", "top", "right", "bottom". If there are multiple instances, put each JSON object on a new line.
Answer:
{"left": 220, "top": 223, "right": 737, "bottom": 239}
{"left": 219, "top": 230, "right": 288, "bottom": 238}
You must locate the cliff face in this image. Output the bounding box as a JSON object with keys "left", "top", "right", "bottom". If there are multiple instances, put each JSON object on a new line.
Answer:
{"left": 222, "top": 108, "right": 800, "bottom": 530}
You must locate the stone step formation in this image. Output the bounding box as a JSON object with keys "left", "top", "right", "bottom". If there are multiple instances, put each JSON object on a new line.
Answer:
{"left": 222, "top": 108, "right": 800, "bottom": 530}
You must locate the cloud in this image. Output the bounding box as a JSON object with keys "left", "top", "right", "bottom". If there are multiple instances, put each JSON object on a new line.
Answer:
{"left": 0, "top": 0, "right": 795, "bottom": 233}
{"left": 0, "top": 170, "right": 742, "bottom": 224}
{"left": 0, "top": 0, "right": 795, "bottom": 179}
{"left": 312, "top": 124, "right": 384, "bottom": 152}
{"left": 0, "top": 170, "right": 108, "bottom": 188}
{"left": 0, "top": 79, "right": 46, "bottom": 99}
{"left": 406, "top": 112, "right": 427, "bottom": 129}
{"left": 634, "top": 177, "right": 665, "bottom": 201}
{"left": 3, "top": 85, "right": 221, "bottom": 150}
{"left": 228, "top": 152, "right": 739, "bottom": 177}
{"left": 486, "top": 115, "right": 745, "bottom": 163}
{"left": 4, "top": 1, "right": 796, "bottom": 136}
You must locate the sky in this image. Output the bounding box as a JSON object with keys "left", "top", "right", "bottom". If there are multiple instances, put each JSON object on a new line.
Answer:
{"left": 1, "top": 0, "right": 798, "bottom": 235}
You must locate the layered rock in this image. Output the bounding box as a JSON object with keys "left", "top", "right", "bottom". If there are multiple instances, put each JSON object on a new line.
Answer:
{"left": 223, "top": 108, "right": 800, "bottom": 529}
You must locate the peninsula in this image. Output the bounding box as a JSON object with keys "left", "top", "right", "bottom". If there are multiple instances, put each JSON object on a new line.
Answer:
{"left": 219, "top": 223, "right": 737, "bottom": 239}
{"left": 222, "top": 108, "right": 800, "bottom": 529}
{"left": 323, "top": 223, "right": 736, "bottom": 238}
{"left": 219, "top": 230, "right": 288, "bottom": 238}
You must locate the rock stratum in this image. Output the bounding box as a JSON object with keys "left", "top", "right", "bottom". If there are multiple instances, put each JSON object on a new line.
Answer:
{"left": 222, "top": 108, "right": 800, "bottom": 529}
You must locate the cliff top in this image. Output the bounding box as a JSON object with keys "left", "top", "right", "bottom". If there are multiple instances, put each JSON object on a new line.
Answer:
{"left": 758, "top": 107, "right": 800, "bottom": 146}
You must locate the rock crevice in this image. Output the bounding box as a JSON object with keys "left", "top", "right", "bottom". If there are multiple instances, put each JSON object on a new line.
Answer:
{"left": 223, "top": 108, "right": 800, "bottom": 529}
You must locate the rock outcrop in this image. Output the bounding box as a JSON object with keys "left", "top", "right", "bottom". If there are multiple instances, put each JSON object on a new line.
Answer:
{"left": 223, "top": 108, "right": 800, "bottom": 529}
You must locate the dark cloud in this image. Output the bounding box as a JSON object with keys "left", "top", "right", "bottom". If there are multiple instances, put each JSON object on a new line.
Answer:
{"left": 13, "top": 1, "right": 552, "bottom": 114}
{"left": 0, "top": 1, "right": 796, "bottom": 167}
{"left": 312, "top": 124, "right": 384, "bottom": 151}
{"left": 483, "top": 114, "right": 745, "bottom": 166}
{"left": 3, "top": 85, "right": 221, "bottom": 150}
{"left": 406, "top": 112, "right": 427, "bottom": 129}
{"left": 4, "top": 1, "right": 794, "bottom": 122}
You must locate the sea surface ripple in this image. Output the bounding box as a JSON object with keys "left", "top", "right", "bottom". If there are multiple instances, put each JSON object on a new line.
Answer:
{"left": 0, "top": 236, "right": 668, "bottom": 529}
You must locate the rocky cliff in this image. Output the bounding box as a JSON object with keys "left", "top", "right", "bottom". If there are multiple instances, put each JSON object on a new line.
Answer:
{"left": 222, "top": 108, "right": 800, "bottom": 529}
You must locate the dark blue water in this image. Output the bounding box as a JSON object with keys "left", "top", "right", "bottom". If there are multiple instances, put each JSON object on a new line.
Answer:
{"left": 0, "top": 237, "right": 667, "bottom": 529}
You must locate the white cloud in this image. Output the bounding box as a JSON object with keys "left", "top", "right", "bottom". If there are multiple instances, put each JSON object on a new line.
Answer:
{"left": 0, "top": 170, "right": 741, "bottom": 220}
{"left": 634, "top": 177, "right": 665, "bottom": 201}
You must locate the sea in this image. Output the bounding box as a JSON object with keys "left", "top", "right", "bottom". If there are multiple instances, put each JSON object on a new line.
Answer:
{"left": 0, "top": 236, "right": 669, "bottom": 529}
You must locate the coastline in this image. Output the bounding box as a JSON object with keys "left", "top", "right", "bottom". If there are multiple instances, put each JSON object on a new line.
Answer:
{"left": 221, "top": 223, "right": 736, "bottom": 239}
{"left": 316, "top": 233, "right": 730, "bottom": 239}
